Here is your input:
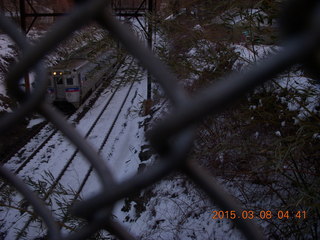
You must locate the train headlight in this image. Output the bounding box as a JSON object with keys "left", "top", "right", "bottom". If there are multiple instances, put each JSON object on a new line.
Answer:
{"left": 53, "top": 72, "right": 57, "bottom": 75}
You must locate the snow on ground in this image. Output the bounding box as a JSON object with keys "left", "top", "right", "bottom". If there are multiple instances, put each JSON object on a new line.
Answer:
{"left": 0, "top": 34, "right": 16, "bottom": 111}
{"left": 0, "top": 31, "right": 47, "bottom": 111}
{"left": 26, "top": 116, "right": 45, "bottom": 129}
{"left": 233, "top": 44, "right": 280, "bottom": 70}
{"left": 212, "top": 8, "right": 273, "bottom": 27}
{"left": 0, "top": 23, "right": 254, "bottom": 239}
{"left": 233, "top": 43, "right": 320, "bottom": 121}
{"left": 113, "top": 175, "right": 246, "bottom": 240}
{"left": 1, "top": 8, "right": 319, "bottom": 239}
{"left": 0, "top": 57, "right": 151, "bottom": 239}
{"left": 276, "top": 72, "right": 320, "bottom": 121}
{"left": 0, "top": 35, "right": 15, "bottom": 82}
{"left": 80, "top": 75, "right": 148, "bottom": 196}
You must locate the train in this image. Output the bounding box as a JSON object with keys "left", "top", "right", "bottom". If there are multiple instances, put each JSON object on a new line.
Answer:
{"left": 47, "top": 50, "right": 119, "bottom": 108}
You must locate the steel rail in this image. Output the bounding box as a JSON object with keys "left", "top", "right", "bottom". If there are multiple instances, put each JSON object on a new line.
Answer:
{"left": 64, "top": 61, "right": 142, "bottom": 228}
{"left": 16, "top": 58, "right": 138, "bottom": 240}
{"left": 0, "top": 54, "right": 126, "bottom": 186}
{"left": 0, "top": 167, "right": 61, "bottom": 240}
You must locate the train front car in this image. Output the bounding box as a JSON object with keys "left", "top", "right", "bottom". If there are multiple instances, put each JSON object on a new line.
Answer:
{"left": 48, "top": 59, "right": 89, "bottom": 108}
{"left": 64, "top": 69, "right": 81, "bottom": 108}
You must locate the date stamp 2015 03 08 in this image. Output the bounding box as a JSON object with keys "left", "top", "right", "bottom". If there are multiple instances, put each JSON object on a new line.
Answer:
{"left": 211, "top": 210, "right": 307, "bottom": 220}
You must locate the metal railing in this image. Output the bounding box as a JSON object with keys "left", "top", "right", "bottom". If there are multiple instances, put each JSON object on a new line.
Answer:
{"left": 0, "top": 0, "right": 319, "bottom": 239}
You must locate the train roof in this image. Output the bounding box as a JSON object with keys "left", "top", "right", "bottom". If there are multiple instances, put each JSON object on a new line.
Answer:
{"left": 49, "top": 58, "right": 90, "bottom": 72}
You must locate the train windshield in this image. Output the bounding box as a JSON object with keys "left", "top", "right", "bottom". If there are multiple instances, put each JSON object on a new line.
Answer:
{"left": 54, "top": 76, "right": 63, "bottom": 85}
{"left": 53, "top": 76, "right": 63, "bottom": 85}
{"left": 66, "top": 77, "right": 74, "bottom": 85}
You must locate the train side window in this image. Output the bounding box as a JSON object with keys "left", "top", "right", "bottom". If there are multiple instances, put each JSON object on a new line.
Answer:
{"left": 66, "top": 77, "right": 74, "bottom": 85}
{"left": 54, "top": 77, "right": 63, "bottom": 85}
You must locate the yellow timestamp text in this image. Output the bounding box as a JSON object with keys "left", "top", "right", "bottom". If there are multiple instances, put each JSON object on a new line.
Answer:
{"left": 211, "top": 210, "right": 307, "bottom": 220}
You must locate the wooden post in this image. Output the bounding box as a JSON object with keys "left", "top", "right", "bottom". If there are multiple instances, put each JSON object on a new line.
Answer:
{"left": 19, "top": 0, "right": 31, "bottom": 94}
{"left": 147, "top": 0, "right": 153, "bottom": 100}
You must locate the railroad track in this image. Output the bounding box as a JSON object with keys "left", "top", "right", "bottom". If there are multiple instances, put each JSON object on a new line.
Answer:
{"left": 1, "top": 52, "right": 125, "bottom": 168}
{"left": 69, "top": 64, "right": 140, "bottom": 205}
{"left": 55, "top": 66, "right": 141, "bottom": 233}
{"left": 0, "top": 120, "right": 49, "bottom": 165}
{"left": 0, "top": 57, "right": 143, "bottom": 239}
{"left": 0, "top": 56, "right": 125, "bottom": 192}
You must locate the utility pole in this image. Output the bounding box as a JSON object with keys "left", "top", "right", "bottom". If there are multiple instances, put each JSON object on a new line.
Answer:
{"left": 112, "top": 0, "right": 154, "bottom": 100}
{"left": 19, "top": 0, "right": 65, "bottom": 94}
{"left": 147, "top": 0, "right": 153, "bottom": 100}
{"left": 19, "top": 0, "right": 30, "bottom": 94}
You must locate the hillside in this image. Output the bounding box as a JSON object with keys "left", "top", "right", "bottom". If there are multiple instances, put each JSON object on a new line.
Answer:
{"left": 0, "top": 0, "right": 319, "bottom": 239}
{"left": 142, "top": 0, "right": 320, "bottom": 239}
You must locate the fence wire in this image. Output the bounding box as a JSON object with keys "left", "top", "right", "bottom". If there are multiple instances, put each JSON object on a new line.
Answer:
{"left": 0, "top": 0, "right": 319, "bottom": 239}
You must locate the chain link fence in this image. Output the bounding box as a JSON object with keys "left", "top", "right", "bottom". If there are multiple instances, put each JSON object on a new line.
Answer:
{"left": 0, "top": 0, "right": 319, "bottom": 239}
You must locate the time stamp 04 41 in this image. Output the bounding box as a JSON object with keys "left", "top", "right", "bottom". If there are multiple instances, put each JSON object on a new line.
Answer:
{"left": 212, "top": 210, "right": 307, "bottom": 220}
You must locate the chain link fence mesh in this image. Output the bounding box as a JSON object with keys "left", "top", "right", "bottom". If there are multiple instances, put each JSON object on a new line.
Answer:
{"left": 0, "top": 0, "right": 319, "bottom": 239}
